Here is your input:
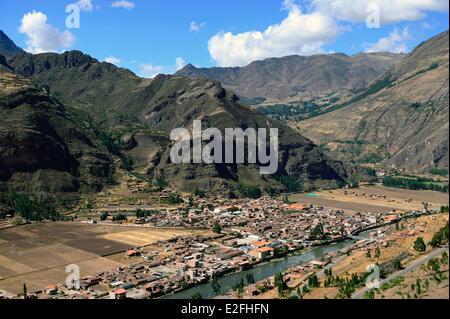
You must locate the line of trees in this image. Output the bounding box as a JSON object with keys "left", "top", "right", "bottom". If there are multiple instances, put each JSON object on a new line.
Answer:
{"left": 428, "top": 221, "right": 449, "bottom": 248}
{"left": 5, "top": 191, "right": 62, "bottom": 221}
{"left": 238, "top": 184, "right": 262, "bottom": 199}
{"left": 382, "top": 176, "right": 448, "bottom": 193}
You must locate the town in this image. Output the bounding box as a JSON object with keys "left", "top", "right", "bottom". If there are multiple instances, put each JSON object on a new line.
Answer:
{"left": 2, "top": 185, "right": 446, "bottom": 300}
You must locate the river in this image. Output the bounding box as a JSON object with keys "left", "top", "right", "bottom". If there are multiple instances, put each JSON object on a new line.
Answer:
{"left": 164, "top": 230, "right": 371, "bottom": 299}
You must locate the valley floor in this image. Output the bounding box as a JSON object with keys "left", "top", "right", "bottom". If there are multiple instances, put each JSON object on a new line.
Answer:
{"left": 0, "top": 186, "right": 448, "bottom": 299}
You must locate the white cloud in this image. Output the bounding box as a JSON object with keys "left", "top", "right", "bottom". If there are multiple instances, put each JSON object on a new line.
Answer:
{"left": 365, "top": 27, "right": 411, "bottom": 53}
{"left": 19, "top": 11, "right": 75, "bottom": 54}
{"left": 111, "top": 1, "right": 135, "bottom": 10}
{"left": 139, "top": 63, "right": 164, "bottom": 78}
{"left": 76, "top": 0, "right": 94, "bottom": 11}
{"left": 208, "top": 1, "right": 339, "bottom": 67}
{"left": 175, "top": 57, "right": 186, "bottom": 71}
{"left": 190, "top": 21, "right": 206, "bottom": 32}
{"left": 138, "top": 58, "right": 189, "bottom": 77}
{"left": 312, "top": 0, "right": 448, "bottom": 25}
{"left": 104, "top": 56, "right": 121, "bottom": 65}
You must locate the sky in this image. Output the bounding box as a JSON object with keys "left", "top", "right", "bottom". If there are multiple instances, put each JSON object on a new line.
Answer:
{"left": 1, "top": 0, "right": 448, "bottom": 77}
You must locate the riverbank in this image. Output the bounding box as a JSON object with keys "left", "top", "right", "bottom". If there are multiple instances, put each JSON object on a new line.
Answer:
{"left": 163, "top": 232, "right": 370, "bottom": 299}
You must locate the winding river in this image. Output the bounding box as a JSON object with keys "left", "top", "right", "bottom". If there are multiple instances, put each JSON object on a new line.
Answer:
{"left": 164, "top": 230, "right": 371, "bottom": 299}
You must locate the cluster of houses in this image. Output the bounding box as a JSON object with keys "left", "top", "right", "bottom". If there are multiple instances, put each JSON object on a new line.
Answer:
{"left": 10, "top": 196, "right": 406, "bottom": 299}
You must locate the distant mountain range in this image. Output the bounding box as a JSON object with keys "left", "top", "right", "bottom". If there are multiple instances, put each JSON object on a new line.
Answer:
{"left": 1, "top": 29, "right": 447, "bottom": 200}
{"left": 298, "top": 31, "right": 449, "bottom": 173}
{"left": 1, "top": 30, "right": 352, "bottom": 196}
{"left": 177, "top": 31, "right": 449, "bottom": 174}
{"left": 176, "top": 52, "right": 404, "bottom": 103}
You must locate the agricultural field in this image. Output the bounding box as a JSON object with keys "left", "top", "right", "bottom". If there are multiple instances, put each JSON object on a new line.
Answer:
{"left": 289, "top": 186, "right": 449, "bottom": 214}
{"left": 100, "top": 228, "right": 209, "bottom": 247}
{"left": 0, "top": 222, "right": 205, "bottom": 294}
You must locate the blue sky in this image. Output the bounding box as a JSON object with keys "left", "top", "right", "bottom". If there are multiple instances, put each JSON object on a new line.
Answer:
{"left": 1, "top": 0, "right": 448, "bottom": 77}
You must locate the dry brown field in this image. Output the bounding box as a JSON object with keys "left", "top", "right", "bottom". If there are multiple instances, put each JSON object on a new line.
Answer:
{"left": 290, "top": 186, "right": 449, "bottom": 214}
{"left": 0, "top": 222, "right": 207, "bottom": 294}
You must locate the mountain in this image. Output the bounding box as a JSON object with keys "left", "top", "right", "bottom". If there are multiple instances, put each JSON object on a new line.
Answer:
{"left": 176, "top": 53, "right": 404, "bottom": 103}
{"left": 297, "top": 31, "right": 449, "bottom": 173}
{"left": 6, "top": 50, "right": 352, "bottom": 193}
{"left": 0, "top": 30, "right": 24, "bottom": 59}
{"left": 0, "top": 55, "right": 112, "bottom": 194}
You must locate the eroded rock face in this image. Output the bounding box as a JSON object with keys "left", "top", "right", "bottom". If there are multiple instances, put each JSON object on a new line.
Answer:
{"left": 9, "top": 170, "right": 80, "bottom": 193}
{"left": 299, "top": 31, "right": 449, "bottom": 173}
{"left": 0, "top": 67, "right": 112, "bottom": 193}
{"left": 8, "top": 50, "right": 352, "bottom": 192}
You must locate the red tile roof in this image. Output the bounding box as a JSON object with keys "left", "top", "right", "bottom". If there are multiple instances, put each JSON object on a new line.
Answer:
{"left": 114, "top": 288, "right": 127, "bottom": 295}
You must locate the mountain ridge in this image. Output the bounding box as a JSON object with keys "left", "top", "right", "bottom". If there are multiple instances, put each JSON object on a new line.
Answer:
{"left": 0, "top": 30, "right": 25, "bottom": 59}
{"left": 298, "top": 30, "right": 449, "bottom": 173}
{"left": 176, "top": 52, "right": 404, "bottom": 102}
{"left": 5, "top": 47, "right": 354, "bottom": 194}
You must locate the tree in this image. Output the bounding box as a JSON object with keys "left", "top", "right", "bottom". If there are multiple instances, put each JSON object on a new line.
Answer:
{"left": 211, "top": 277, "right": 221, "bottom": 296}
{"left": 212, "top": 222, "right": 222, "bottom": 234}
{"left": 233, "top": 279, "right": 245, "bottom": 299}
{"left": 311, "top": 223, "right": 325, "bottom": 240}
{"left": 302, "top": 285, "right": 309, "bottom": 295}
{"left": 246, "top": 272, "right": 255, "bottom": 285}
{"left": 364, "top": 289, "right": 375, "bottom": 299}
{"left": 120, "top": 156, "right": 133, "bottom": 171}
{"left": 156, "top": 176, "right": 167, "bottom": 191}
{"left": 339, "top": 225, "right": 346, "bottom": 237}
{"left": 394, "top": 259, "right": 403, "bottom": 270}
{"left": 441, "top": 251, "right": 448, "bottom": 265}
{"left": 23, "top": 283, "right": 27, "bottom": 299}
{"left": 443, "top": 221, "right": 449, "bottom": 241}
{"left": 256, "top": 280, "right": 270, "bottom": 294}
{"left": 194, "top": 188, "right": 206, "bottom": 198}
{"left": 297, "top": 287, "right": 303, "bottom": 299}
{"left": 366, "top": 249, "right": 372, "bottom": 258}
{"left": 100, "top": 212, "right": 109, "bottom": 221}
{"left": 112, "top": 213, "right": 127, "bottom": 222}
{"left": 191, "top": 293, "right": 203, "bottom": 299}
{"left": 429, "top": 231, "right": 443, "bottom": 248}
{"left": 375, "top": 247, "right": 381, "bottom": 258}
{"left": 308, "top": 275, "right": 320, "bottom": 288}
{"left": 415, "top": 279, "right": 422, "bottom": 295}
{"left": 167, "top": 193, "right": 183, "bottom": 205}
{"left": 274, "top": 273, "right": 289, "bottom": 297}
{"left": 238, "top": 184, "right": 262, "bottom": 199}
{"left": 282, "top": 195, "right": 291, "bottom": 204}
{"left": 413, "top": 237, "right": 426, "bottom": 252}
{"left": 188, "top": 196, "right": 194, "bottom": 207}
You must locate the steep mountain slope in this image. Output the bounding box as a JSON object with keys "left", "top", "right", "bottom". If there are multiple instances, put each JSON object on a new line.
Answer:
{"left": 176, "top": 53, "right": 403, "bottom": 102}
{"left": 8, "top": 50, "right": 352, "bottom": 192}
{"left": 0, "top": 55, "right": 112, "bottom": 194}
{"left": 298, "top": 31, "right": 449, "bottom": 173}
{"left": 0, "top": 30, "right": 25, "bottom": 59}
